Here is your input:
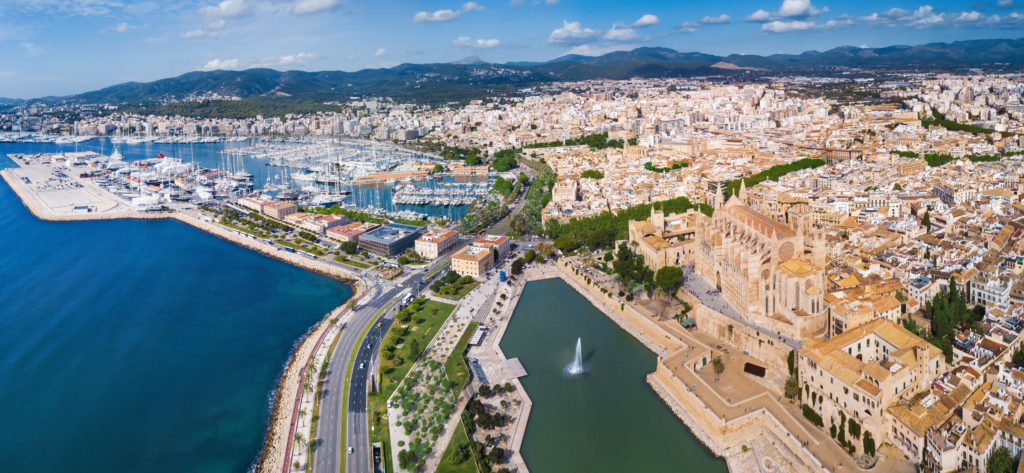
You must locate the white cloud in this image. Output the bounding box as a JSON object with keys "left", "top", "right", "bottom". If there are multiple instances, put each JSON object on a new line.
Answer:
{"left": 604, "top": 26, "right": 644, "bottom": 42}
{"left": 701, "top": 14, "right": 731, "bottom": 24}
{"left": 548, "top": 20, "right": 603, "bottom": 44}
{"left": 414, "top": 9, "right": 459, "bottom": 22}
{"left": 510, "top": 0, "right": 523, "bottom": 5}
{"left": 746, "top": 0, "right": 825, "bottom": 22}
{"left": 675, "top": 25, "right": 698, "bottom": 33}
{"left": 413, "top": 2, "right": 484, "bottom": 22}
{"left": 375, "top": 48, "right": 387, "bottom": 56}
{"left": 545, "top": 0, "right": 558, "bottom": 4}
{"left": 452, "top": 37, "right": 503, "bottom": 49}
{"left": 181, "top": 29, "right": 221, "bottom": 39}
{"left": 745, "top": 10, "right": 772, "bottom": 22}
{"left": 293, "top": 0, "right": 341, "bottom": 15}
{"left": 629, "top": 14, "right": 660, "bottom": 28}
{"left": 818, "top": 18, "right": 855, "bottom": 29}
{"left": 998, "top": 0, "right": 1017, "bottom": 7}
{"left": 254, "top": 53, "right": 325, "bottom": 68}
{"left": 200, "top": 58, "right": 240, "bottom": 71}
{"left": 199, "top": 0, "right": 251, "bottom": 19}
{"left": 21, "top": 43, "right": 43, "bottom": 56}
{"left": 761, "top": 20, "right": 816, "bottom": 32}
{"left": 557, "top": 44, "right": 633, "bottom": 57}
{"left": 115, "top": 22, "right": 128, "bottom": 33}
{"left": 208, "top": 20, "right": 226, "bottom": 30}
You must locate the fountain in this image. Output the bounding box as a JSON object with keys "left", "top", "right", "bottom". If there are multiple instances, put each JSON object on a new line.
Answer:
{"left": 565, "top": 338, "right": 585, "bottom": 375}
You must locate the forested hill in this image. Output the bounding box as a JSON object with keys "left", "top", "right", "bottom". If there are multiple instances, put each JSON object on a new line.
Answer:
{"left": 60, "top": 37, "right": 1024, "bottom": 108}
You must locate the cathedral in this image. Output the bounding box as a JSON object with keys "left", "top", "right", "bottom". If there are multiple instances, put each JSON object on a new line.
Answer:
{"left": 693, "top": 181, "right": 831, "bottom": 340}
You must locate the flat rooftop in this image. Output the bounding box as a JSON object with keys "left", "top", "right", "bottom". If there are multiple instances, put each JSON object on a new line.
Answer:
{"left": 361, "top": 223, "right": 423, "bottom": 244}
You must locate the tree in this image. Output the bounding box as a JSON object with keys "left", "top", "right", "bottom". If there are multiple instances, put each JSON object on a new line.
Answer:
{"left": 407, "top": 339, "right": 421, "bottom": 359}
{"left": 787, "top": 350, "right": 796, "bottom": 376}
{"left": 654, "top": 266, "right": 683, "bottom": 293}
{"left": 863, "top": 431, "right": 876, "bottom": 457}
{"left": 988, "top": 446, "right": 1019, "bottom": 473}
{"left": 785, "top": 376, "right": 800, "bottom": 399}
{"left": 346, "top": 299, "right": 357, "bottom": 310}
{"left": 397, "top": 256, "right": 409, "bottom": 264}
{"left": 341, "top": 241, "right": 358, "bottom": 254}
{"left": 433, "top": 164, "right": 444, "bottom": 173}
{"left": 486, "top": 446, "right": 507, "bottom": 464}
{"left": 451, "top": 442, "right": 471, "bottom": 464}
{"left": 510, "top": 258, "right": 524, "bottom": 275}
{"left": 478, "top": 384, "right": 492, "bottom": 397}
{"left": 553, "top": 235, "right": 577, "bottom": 253}
{"left": 849, "top": 418, "right": 861, "bottom": 440}
{"left": 712, "top": 356, "right": 724, "bottom": 381}
{"left": 580, "top": 169, "right": 604, "bottom": 179}
{"left": 922, "top": 211, "right": 931, "bottom": 232}
{"left": 524, "top": 249, "right": 536, "bottom": 263}
{"left": 893, "top": 182, "right": 903, "bottom": 191}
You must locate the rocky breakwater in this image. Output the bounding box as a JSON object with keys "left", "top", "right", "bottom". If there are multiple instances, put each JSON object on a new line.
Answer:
{"left": 169, "top": 213, "right": 369, "bottom": 473}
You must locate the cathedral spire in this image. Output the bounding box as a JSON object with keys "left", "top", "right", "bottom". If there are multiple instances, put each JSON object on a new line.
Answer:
{"left": 715, "top": 182, "right": 724, "bottom": 210}
{"left": 739, "top": 178, "right": 748, "bottom": 204}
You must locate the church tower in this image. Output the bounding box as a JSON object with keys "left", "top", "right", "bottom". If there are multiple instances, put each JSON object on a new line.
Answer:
{"left": 739, "top": 179, "right": 748, "bottom": 205}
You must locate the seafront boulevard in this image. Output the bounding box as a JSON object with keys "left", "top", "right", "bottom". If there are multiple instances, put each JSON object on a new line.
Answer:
{"left": 1, "top": 165, "right": 375, "bottom": 473}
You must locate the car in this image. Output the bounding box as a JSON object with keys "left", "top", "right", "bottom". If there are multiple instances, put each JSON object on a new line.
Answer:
{"left": 359, "top": 363, "right": 365, "bottom": 369}
{"left": 348, "top": 447, "right": 354, "bottom": 454}
{"left": 366, "top": 343, "right": 372, "bottom": 349}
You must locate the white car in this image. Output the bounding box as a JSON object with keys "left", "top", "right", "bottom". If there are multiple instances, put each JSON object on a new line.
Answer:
{"left": 348, "top": 447, "right": 354, "bottom": 454}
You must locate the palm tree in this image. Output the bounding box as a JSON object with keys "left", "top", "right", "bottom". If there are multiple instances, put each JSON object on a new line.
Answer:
{"left": 293, "top": 432, "right": 307, "bottom": 463}
{"left": 431, "top": 308, "right": 439, "bottom": 318}
{"left": 712, "top": 356, "right": 724, "bottom": 382}
{"left": 298, "top": 409, "right": 308, "bottom": 426}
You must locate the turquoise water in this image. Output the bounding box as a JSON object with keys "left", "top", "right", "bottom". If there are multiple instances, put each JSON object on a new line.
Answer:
{"left": 0, "top": 156, "right": 352, "bottom": 471}
{"left": 500, "top": 278, "right": 728, "bottom": 473}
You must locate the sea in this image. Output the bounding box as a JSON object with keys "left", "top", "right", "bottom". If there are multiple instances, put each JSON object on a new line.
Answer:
{"left": 1, "top": 138, "right": 476, "bottom": 221}
{"left": 0, "top": 148, "right": 354, "bottom": 471}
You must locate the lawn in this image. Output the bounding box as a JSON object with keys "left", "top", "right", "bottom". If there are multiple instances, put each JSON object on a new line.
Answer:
{"left": 435, "top": 420, "right": 480, "bottom": 473}
{"left": 276, "top": 239, "right": 327, "bottom": 257}
{"left": 444, "top": 322, "right": 478, "bottom": 393}
{"left": 437, "top": 281, "right": 481, "bottom": 301}
{"left": 333, "top": 255, "right": 373, "bottom": 269}
{"left": 223, "top": 222, "right": 269, "bottom": 239}
{"left": 379, "top": 299, "right": 458, "bottom": 400}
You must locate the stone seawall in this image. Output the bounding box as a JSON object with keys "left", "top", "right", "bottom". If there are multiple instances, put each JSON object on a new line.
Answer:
{"left": 692, "top": 305, "right": 793, "bottom": 376}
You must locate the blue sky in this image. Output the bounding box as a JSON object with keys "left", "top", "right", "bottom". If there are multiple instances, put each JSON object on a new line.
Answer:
{"left": 2, "top": 0, "right": 1024, "bottom": 98}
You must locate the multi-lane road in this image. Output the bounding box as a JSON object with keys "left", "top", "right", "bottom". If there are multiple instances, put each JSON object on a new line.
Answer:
{"left": 313, "top": 170, "right": 535, "bottom": 473}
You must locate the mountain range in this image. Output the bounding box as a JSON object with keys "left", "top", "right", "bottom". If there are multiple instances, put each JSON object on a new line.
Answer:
{"left": 35, "top": 37, "right": 1024, "bottom": 107}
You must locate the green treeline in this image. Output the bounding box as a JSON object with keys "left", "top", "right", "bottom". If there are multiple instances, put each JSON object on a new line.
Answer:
{"left": 723, "top": 158, "right": 826, "bottom": 199}
{"left": 923, "top": 107, "right": 993, "bottom": 135}
{"left": 524, "top": 132, "right": 634, "bottom": 150}
{"left": 644, "top": 161, "right": 688, "bottom": 173}
{"left": 580, "top": 169, "right": 604, "bottom": 179}
{"left": 541, "top": 195, "right": 713, "bottom": 249}
{"left": 891, "top": 149, "right": 1018, "bottom": 167}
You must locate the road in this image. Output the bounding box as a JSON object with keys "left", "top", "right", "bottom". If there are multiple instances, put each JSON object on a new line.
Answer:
{"left": 312, "top": 254, "right": 452, "bottom": 473}
{"left": 315, "top": 165, "right": 537, "bottom": 473}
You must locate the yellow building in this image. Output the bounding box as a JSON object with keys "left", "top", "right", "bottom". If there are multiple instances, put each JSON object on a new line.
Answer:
{"left": 451, "top": 246, "right": 494, "bottom": 279}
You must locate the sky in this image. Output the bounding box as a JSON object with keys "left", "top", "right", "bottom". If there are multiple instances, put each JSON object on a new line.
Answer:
{"left": 2, "top": 0, "right": 1024, "bottom": 99}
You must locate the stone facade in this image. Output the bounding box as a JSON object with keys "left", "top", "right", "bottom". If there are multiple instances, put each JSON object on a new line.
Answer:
{"left": 695, "top": 184, "right": 830, "bottom": 340}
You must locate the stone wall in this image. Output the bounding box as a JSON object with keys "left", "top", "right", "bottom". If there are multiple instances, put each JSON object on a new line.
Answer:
{"left": 557, "top": 261, "right": 684, "bottom": 356}
{"left": 648, "top": 364, "right": 824, "bottom": 473}
{"left": 692, "top": 305, "right": 792, "bottom": 376}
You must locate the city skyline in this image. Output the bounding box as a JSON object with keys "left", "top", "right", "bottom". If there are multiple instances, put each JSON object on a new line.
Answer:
{"left": 4, "top": 0, "right": 1024, "bottom": 98}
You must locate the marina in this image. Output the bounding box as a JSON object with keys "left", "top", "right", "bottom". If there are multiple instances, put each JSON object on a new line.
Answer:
{"left": 1, "top": 138, "right": 495, "bottom": 222}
